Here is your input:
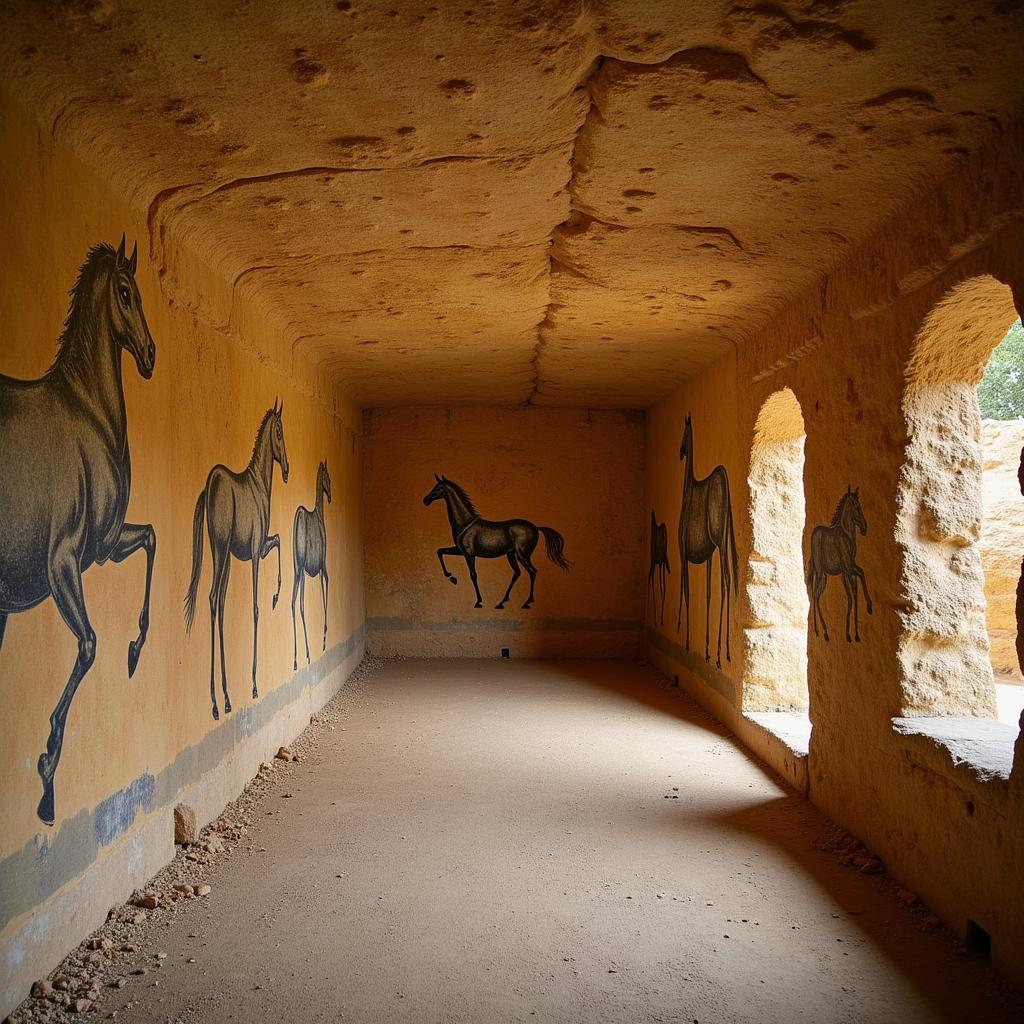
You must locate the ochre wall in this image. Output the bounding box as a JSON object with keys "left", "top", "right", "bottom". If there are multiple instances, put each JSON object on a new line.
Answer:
{"left": 363, "top": 406, "right": 644, "bottom": 658}
{"left": 0, "top": 90, "right": 365, "bottom": 1011}
{"left": 644, "top": 121, "right": 1024, "bottom": 988}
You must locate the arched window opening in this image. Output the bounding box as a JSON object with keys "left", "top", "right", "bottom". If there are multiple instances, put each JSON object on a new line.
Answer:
{"left": 979, "top": 321, "right": 1024, "bottom": 726}
{"left": 897, "top": 277, "right": 1020, "bottom": 720}
{"left": 743, "top": 388, "right": 809, "bottom": 712}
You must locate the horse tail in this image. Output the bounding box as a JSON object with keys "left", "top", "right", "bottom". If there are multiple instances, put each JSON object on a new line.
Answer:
{"left": 540, "top": 527, "right": 572, "bottom": 571}
{"left": 183, "top": 488, "right": 207, "bottom": 634}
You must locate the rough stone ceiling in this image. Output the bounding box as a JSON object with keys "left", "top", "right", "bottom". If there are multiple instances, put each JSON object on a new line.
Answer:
{"left": 2, "top": 1, "right": 1022, "bottom": 408}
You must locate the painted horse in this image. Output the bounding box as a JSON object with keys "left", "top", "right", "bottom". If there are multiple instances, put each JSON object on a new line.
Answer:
{"left": 807, "top": 485, "right": 873, "bottom": 643}
{"left": 185, "top": 401, "right": 289, "bottom": 719}
{"left": 677, "top": 412, "right": 739, "bottom": 668}
{"left": 291, "top": 459, "right": 332, "bottom": 669}
{"left": 648, "top": 509, "right": 671, "bottom": 627}
{"left": 0, "top": 236, "right": 157, "bottom": 824}
{"left": 422, "top": 475, "right": 570, "bottom": 609}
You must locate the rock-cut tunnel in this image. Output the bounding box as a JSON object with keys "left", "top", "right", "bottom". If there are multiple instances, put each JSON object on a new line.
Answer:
{"left": 2, "top": 2, "right": 1024, "bottom": 1021}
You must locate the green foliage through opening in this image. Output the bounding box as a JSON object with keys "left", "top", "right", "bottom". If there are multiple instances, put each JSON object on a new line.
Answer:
{"left": 978, "top": 319, "right": 1024, "bottom": 420}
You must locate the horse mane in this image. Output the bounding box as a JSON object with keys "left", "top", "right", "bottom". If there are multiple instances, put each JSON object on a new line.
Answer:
{"left": 444, "top": 479, "right": 478, "bottom": 517}
{"left": 52, "top": 243, "right": 117, "bottom": 371}
{"left": 248, "top": 407, "right": 277, "bottom": 470}
{"left": 830, "top": 491, "right": 852, "bottom": 527}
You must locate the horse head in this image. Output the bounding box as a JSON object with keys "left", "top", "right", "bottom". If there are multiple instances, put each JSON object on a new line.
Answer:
{"left": 319, "top": 460, "right": 333, "bottom": 504}
{"left": 850, "top": 485, "right": 867, "bottom": 535}
{"left": 679, "top": 412, "right": 693, "bottom": 461}
{"left": 110, "top": 234, "right": 156, "bottom": 380}
{"left": 423, "top": 474, "right": 447, "bottom": 507}
{"left": 271, "top": 399, "right": 289, "bottom": 483}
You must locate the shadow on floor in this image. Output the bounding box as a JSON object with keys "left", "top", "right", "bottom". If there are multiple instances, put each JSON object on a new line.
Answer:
{"left": 519, "top": 658, "right": 1024, "bottom": 1022}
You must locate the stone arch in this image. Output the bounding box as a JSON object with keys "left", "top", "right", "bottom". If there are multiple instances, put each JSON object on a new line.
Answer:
{"left": 897, "top": 275, "right": 1020, "bottom": 716}
{"left": 742, "top": 387, "right": 809, "bottom": 711}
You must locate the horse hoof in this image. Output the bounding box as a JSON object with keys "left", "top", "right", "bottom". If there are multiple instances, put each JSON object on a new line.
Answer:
{"left": 867, "top": 603, "right": 874, "bottom": 615}
{"left": 272, "top": 595, "right": 279, "bottom": 610}
{"left": 37, "top": 784, "right": 55, "bottom": 827}
{"left": 495, "top": 603, "right": 506, "bottom": 610}
{"left": 252, "top": 686, "right": 259, "bottom": 700}
{"left": 212, "top": 705, "right": 220, "bottom": 721}
{"left": 293, "top": 660, "right": 298, "bottom": 671}
{"left": 716, "top": 659, "right": 722, "bottom": 670}
{"left": 224, "top": 699, "right": 232, "bottom": 714}
{"left": 474, "top": 602, "right": 483, "bottom": 609}
{"left": 127, "top": 640, "right": 141, "bottom": 678}
{"left": 449, "top": 577, "right": 458, "bottom": 586}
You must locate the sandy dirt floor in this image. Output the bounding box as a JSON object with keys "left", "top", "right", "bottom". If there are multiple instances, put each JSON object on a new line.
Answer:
{"left": 10, "top": 658, "right": 1024, "bottom": 1024}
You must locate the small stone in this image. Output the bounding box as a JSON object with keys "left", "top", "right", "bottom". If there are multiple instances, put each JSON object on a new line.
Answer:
{"left": 275, "top": 746, "right": 293, "bottom": 761}
{"left": 173, "top": 883, "right": 194, "bottom": 897}
{"left": 174, "top": 803, "right": 198, "bottom": 845}
{"left": 195, "top": 884, "right": 212, "bottom": 897}
{"left": 134, "top": 894, "right": 158, "bottom": 910}
{"left": 32, "top": 979, "right": 53, "bottom": 998}
{"left": 69, "top": 998, "right": 92, "bottom": 1013}
{"left": 111, "top": 978, "right": 128, "bottom": 989}
{"left": 924, "top": 915, "right": 941, "bottom": 929}
{"left": 860, "top": 857, "right": 883, "bottom": 874}
{"left": 54, "top": 978, "right": 70, "bottom": 991}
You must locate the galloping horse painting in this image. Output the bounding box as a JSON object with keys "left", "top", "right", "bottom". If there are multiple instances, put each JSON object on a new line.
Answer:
{"left": 291, "top": 460, "right": 332, "bottom": 670}
{"left": 677, "top": 413, "right": 739, "bottom": 668}
{"left": 0, "top": 236, "right": 157, "bottom": 825}
{"left": 422, "top": 475, "right": 571, "bottom": 609}
{"left": 185, "top": 402, "right": 289, "bottom": 720}
{"left": 648, "top": 509, "right": 671, "bottom": 626}
{"left": 807, "top": 485, "right": 873, "bottom": 643}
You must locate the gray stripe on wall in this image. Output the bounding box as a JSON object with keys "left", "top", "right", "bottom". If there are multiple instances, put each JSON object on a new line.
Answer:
{"left": 645, "top": 625, "right": 737, "bottom": 704}
{"left": 368, "top": 616, "right": 642, "bottom": 633}
{"left": 0, "top": 624, "right": 364, "bottom": 933}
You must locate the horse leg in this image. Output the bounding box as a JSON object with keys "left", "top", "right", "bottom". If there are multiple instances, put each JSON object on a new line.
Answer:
{"left": 107, "top": 522, "right": 156, "bottom": 678}
{"left": 37, "top": 543, "right": 95, "bottom": 825}
{"left": 208, "top": 546, "right": 225, "bottom": 720}
{"left": 855, "top": 566, "right": 873, "bottom": 615}
{"left": 809, "top": 569, "right": 819, "bottom": 637}
{"left": 465, "top": 555, "right": 483, "bottom": 609}
{"left": 659, "top": 567, "right": 667, "bottom": 627}
{"left": 290, "top": 563, "right": 301, "bottom": 671}
{"left": 841, "top": 573, "right": 855, "bottom": 642}
{"left": 0, "top": 612, "right": 6, "bottom": 652}
{"left": 217, "top": 557, "right": 231, "bottom": 714}
{"left": 677, "top": 560, "right": 685, "bottom": 635}
{"left": 716, "top": 552, "right": 727, "bottom": 669}
{"left": 648, "top": 564, "right": 656, "bottom": 621}
{"left": 300, "top": 572, "right": 310, "bottom": 665}
{"left": 497, "top": 553, "right": 521, "bottom": 609}
{"left": 251, "top": 557, "right": 261, "bottom": 699}
{"left": 704, "top": 558, "right": 713, "bottom": 662}
{"left": 815, "top": 575, "right": 830, "bottom": 643}
{"left": 265, "top": 533, "right": 282, "bottom": 610}
{"left": 518, "top": 550, "right": 538, "bottom": 609}
{"left": 437, "top": 547, "right": 461, "bottom": 586}
{"left": 320, "top": 570, "right": 329, "bottom": 652}
{"left": 723, "top": 550, "right": 733, "bottom": 663}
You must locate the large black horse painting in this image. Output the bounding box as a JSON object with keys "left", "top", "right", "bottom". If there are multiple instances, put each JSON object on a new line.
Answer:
{"left": 423, "top": 475, "right": 570, "bottom": 609}
{"left": 0, "top": 236, "right": 157, "bottom": 825}
{"left": 184, "top": 403, "right": 289, "bottom": 720}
